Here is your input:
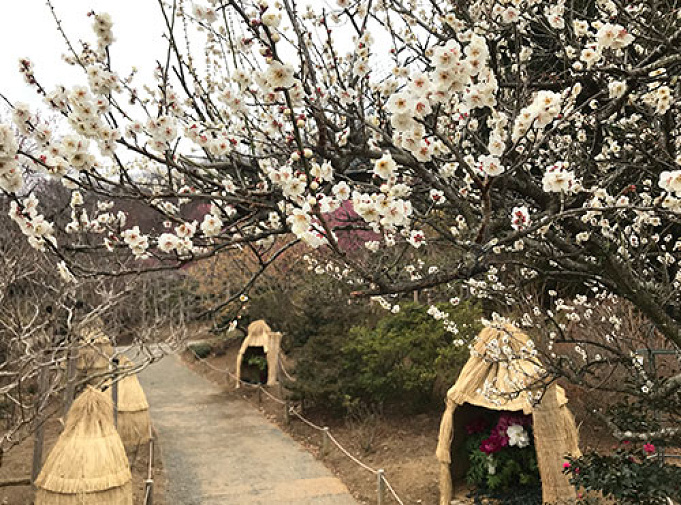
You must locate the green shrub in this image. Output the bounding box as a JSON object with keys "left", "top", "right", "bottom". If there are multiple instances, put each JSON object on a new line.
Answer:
{"left": 291, "top": 301, "right": 482, "bottom": 412}
{"left": 188, "top": 342, "right": 212, "bottom": 359}
{"left": 340, "top": 301, "right": 481, "bottom": 410}
{"left": 246, "top": 355, "right": 268, "bottom": 371}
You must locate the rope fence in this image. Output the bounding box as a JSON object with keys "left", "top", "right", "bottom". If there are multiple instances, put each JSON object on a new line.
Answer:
{"left": 143, "top": 426, "right": 155, "bottom": 505}
{"left": 188, "top": 347, "right": 406, "bottom": 505}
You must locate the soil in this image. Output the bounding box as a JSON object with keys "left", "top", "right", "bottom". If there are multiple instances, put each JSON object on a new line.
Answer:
{"left": 0, "top": 413, "right": 166, "bottom": 505}
{"left": 183, "top": 339, "right": 618, "bottom": 505}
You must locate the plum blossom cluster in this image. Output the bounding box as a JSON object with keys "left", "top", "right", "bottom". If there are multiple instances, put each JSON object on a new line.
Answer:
{"left": 2, "top": 0, "right": 680, "bottom": 383}
{"left": 426, "top": 305, "right": 465, "bottom": 345}
{"left": 8, "top": 196, "right": 56, "bottom": 252}
{"left": 92, "top": 12, "right": 114, "bottom": 55}
{"left": 0, "top": 125, "right": 21, "bottom": 193}
{"left": 370, "top": 295, "right": 401, "bottom": 315}
{"left": 65, "top": 192, "right": 126, "bottom": 235}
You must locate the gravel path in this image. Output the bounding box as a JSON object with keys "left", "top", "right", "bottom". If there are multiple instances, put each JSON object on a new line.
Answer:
{"left": 138, "top": 353, "right": 358, "bottom": 505}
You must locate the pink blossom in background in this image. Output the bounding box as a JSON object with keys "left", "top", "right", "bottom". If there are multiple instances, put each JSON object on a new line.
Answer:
{"left": 324, "top": 201, "right": 380, "bottom": 252}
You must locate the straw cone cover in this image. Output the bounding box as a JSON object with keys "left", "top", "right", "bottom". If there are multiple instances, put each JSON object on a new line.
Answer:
{"left": 35, "top": 386, "right": 132, "bottom": 505}
{"left": 76, "top": 324, "right": 113, "bottom": 373}
{"left": 115, "top": 357, "right": 152, "bottom": 448}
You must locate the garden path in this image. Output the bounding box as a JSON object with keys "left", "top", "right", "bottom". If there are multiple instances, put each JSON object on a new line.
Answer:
{"left": 138, "top": 352, "right": 359, "bottom": 505}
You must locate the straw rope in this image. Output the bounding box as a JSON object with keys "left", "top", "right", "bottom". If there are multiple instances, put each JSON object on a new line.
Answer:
{"left": 291, "top": 408, "right": 326, "bottom": 432}
{"left": 279, "top": 354, "right": 296, "bottom": 381}
{"left": 187, "top": 346, "right": 407, "bottom": 504}
{"left": 383, "top": 475, "right": 406, "bottom": 505}
{"left": 326, "top": 431, "right": 379, "bottom": 474}
{"left": 259, "top": 385, "right": 287, "bottom": 405}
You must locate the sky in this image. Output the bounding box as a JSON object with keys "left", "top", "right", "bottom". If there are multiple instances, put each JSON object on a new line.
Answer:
{"left": 0, "top": 0, "right": 395, "bottom": 119}
{"left": 0, "top": 0, "right": 165, "bottom": 109}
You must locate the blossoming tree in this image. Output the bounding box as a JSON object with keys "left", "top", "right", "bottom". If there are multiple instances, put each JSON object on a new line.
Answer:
{"left": 2, "top": 0, "right": 681, "bottom": 454}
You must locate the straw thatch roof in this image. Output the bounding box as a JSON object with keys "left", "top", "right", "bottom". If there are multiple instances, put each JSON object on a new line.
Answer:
{"left": 436, "top": 323, "right": 581, "bottom": 505}
{"left": 114, "top": 357, "right": 152, "bottom": 449}
{"left": 236, "top": 320, "right": 282, "bottom": 386}
{"left": 35, "top": 386, "right": 132, "bottom": 505}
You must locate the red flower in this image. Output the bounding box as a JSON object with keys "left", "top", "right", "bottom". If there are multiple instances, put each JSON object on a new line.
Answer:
{"left": 466, "top": 417, "right": 488, "bottom": 435}
{"left": 562, "top": 462, "right": 571, "bottom": 469}
{"left": 480, "top": 435, "right": 503, "bottom": 454}
{"left": 643, "top": 443, "right": 656, "bottom": 454}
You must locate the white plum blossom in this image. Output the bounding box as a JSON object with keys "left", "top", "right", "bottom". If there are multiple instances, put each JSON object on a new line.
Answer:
{"left": 596, "top": 24, "right": 635, "bottom": 50}
{"left": 288, "top": 208, "right": 311, "bottom": 237}
{"left": 512, "top": 91, "right": 562, "bottom": 141}
{"left": 122, "top": 226, "right": 149, "bottom": 258}
{"left": 9, "top": 198, "right": 56, "bottom": 251}
{"left": 430, "top": 189, "right": 446, "bottom": 205}
{"left": 92, "top": 12, "right": 114, "bottom": 50}
{"left": 479, "top": 155, "right": 505, "bottom": 177}
{"left": 544, "top": 1, "right": 565, "bottom": 29}
{"left": 262, "top": 11, "right": 281, "bottom": 28}
{"left": 265, "top": 61, "right": 296, "bottom": 90}
{"left": 373, "top": 152, "right": 397, "bottom": 180}
{"left": 175, "top": 221, "right": 197, "bottom": 238}
{"left": 659, "top": 171, "right": 681, "bottom": 196}
{"left": 608, "top": 80, "right": 627, "bottom": 99}
{"left": 192, "top": 4, "right": 217, "bottom": 23}
{"left": 3, "top": 3, "right": 681, "bottom": 409}
{"left": 332, "top": 181, "right": 351, "bottom": 200}
{"left": 0, "top": 125, "right": 21, "bottom": 193}
{"left": 157, "top": 233, "right": 179, "bottom": 253}
{"left": 407, "top": 229, "right": 426, "bottom": 248}
{"left": 200, "top": 214, "right": 223, "bottom": 237}
{"left": 543, "top": 162, "right": 578, "bottom": 194}
{"left": 511, "top": 206, "right": 531, "bottom": 231}
{"left": 580, "top": 46, "right": 602, "bottom": 69}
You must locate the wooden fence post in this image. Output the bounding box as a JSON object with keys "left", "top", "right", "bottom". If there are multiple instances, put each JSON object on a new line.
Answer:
{"left": 63, "top": 337, "right": 78, "bottom": 417}
{"left": 141, "top": 277, "right": 147, "bottom": 328}
{"left": 153, "top": 280, "right": 159, "bottom": 323}
{"left": 179, "top": 282, "right": 185, "bottom": 325}
{"left": 31, "top": 363, "right": 49, "bottom": 485}
{"left": 144, "top": 427, "right": 155, "bottom": 504}
{"left": 321, "top": 427, "right": 330, "bottom": 458}
{"left": 278, "top": 383, "right": 290, "bottom": 426}
{"left": 112, "top": 357, "right": 119, "bottom": 428}
{"left": 377, "top": 468, "right": 385, "bottom": 505}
